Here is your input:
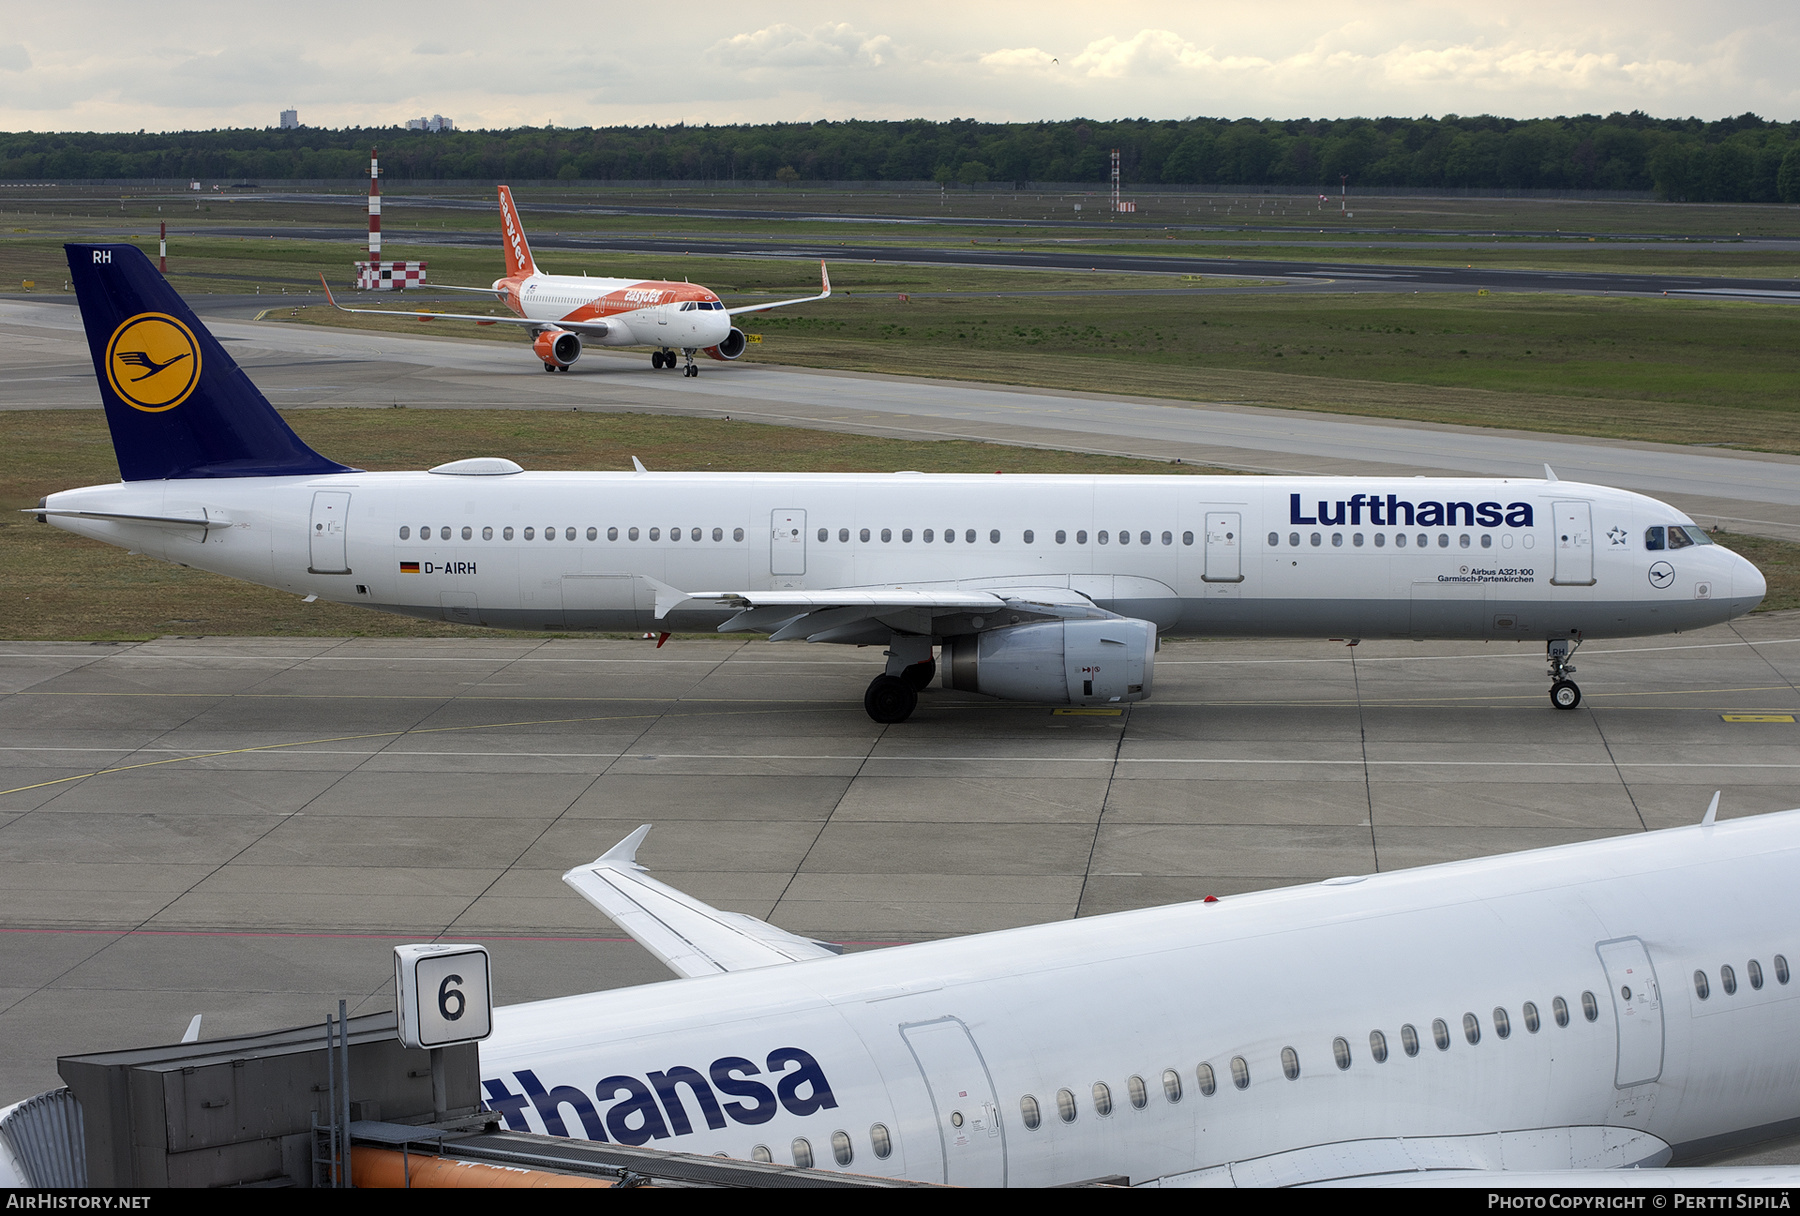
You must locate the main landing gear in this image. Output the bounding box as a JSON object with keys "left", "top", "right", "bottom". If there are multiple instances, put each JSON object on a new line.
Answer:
{"left": 864, "top": 643, "right": 937, "bottom": 724}
{"left": 651, "top": 349, "right": 700, "bottom": 377}
{"left": 1547, "top": 637, "right": 1582, "bottom": 710}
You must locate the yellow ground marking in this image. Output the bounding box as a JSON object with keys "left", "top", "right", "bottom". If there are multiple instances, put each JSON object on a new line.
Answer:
{"left": 1721, "top": 713, "right": 1796, "bottom": 723}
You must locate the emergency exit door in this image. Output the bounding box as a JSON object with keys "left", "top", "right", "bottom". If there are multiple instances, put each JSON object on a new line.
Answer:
{"left": 1552, "top": 501, "right": 1596, "bottom": 586}
{"left": 1596, "top": 937, "right": 1664, "bottom": 1088}
{"left": 770, "top": 509, "right": 807, "bottom": 576}
{"left": 1203, "top": 511, "right": 1244, "bottom": 583}
{"left": 900, "top": 1017, "right": 1006, "bottom": 1187}
{"left": 308, "top": 491, "right": 351, "bottom": 574}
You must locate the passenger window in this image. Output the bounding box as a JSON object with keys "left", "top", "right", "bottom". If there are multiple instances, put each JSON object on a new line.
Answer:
{"left": 1020, "top": 1096, "right": 1041, "bottom": 1130}
{"left": 1332, "top": 532, "right": 1343, "bottom": 547}
{"left": 1432, "top": 1019, "right": 1450, "bottom": 1051}
{"left": 990, "top": 530, "right": 1001, "bottom": 544}
{"left": 1092, "top": 1081, "right": 1112, "bottom": 1116}
{"left": 713, "top": 527, "right": 724, "bottom": 542}
{"left": 627, "top": 527, "right": 638, "bottom": 541}
{"left": 839, "top": 528, "right": 850, "bottom": 543}
{"left": 648, "top": 527, "right": 659, "bottom": 541}
{"left": 1076, "top": 531, "right": 1088, "bottom": 544}
{"left": 1056, "top": 1089, "right": 1077, "bottom": 1123}
{"left": 1779, "top": 955, "right": 1792, "bottom": 985}
{"left": 1694, "top": 970, "right": 1710, "bottom": 999}
{"left": 870, "top": 1124, "right": 892, "bottom": 1159}
{"left": 1162, "top": 1069, "right": 1182, "bottom": 1102}
{"left": 817, "top": 528, "right": 828, "bottom": 542}
{"left": 690, "top": 528, "right": 700, "bottom": 542}
{"left": 1553, "top": 996, "right": 1569, "bottom": 1027}
{"left": 944, "top": 528, "right": 955, "bottom": 544}
{"left": 1523, "top": 1002, "right": 1540, "bottom": 1033}
{"left": 1437, "top": 534, "right": 1449, "bottom": 548}
{"left": 1459, "top": 534, "right": 1470, "bottom": 548}
{"left": 667, "top": 527, "right": 678, "bottom": 543}
{"left": 965, "top": 530, "right": 976, "bottom": 544}
{"left": 1332, "top": 1037, "right": 1351, "bottom": 1070}
{"left": 504, "top": 526, "right": 516, "bottom": 540}
{"left": 1161, "top": 531, "right": 1172, "bottom": 546}
{"left": 524, "top": 527, "right": 536, "bottom": 540}
{"left": 568, "top": 527, "right": 578, "bottom": 541}
{"left": 399, "top": 526, "right": 410, "bottom": 539}
{"left": 1492, "top": 1008, "right": 1510, "bottom": 1039}
{"left": 1230, "top": 1057, "right": 1250, "bottom": 1090}
{"left": 860, "top": 528, "right": 870, "bottom": 543}
{"left": 1722, "top": 965, "right": 1738, "bottom": 996}
{"left": 1197, "top": 1063, "right": 1217, "bottom": 1096}
{"left": 586, "top": 527, "right": 598, "bottom": 541}
{"left": 1281, "top": 1048, "right": 1300, "bottom": 1080}
{"left": 881, "top": 528, "right": 892, "bottom": 543}
{"left": 1369, "top": 1030, "right": 1388, "bottom": 1063}
{"left": 1582, "top": 991, "right": 1599, "bottom": 1021}
{"left": 1098, "top": 531, "right": 1109, "bottom": 545}
{"left": 460, "top": 526, "right": 471, "bottom": 540}
{"left": 751, "top": 1145, "right": 771, "bottom": 1164}
{"left": 1288, "top": 532, "right": 1300, "bottom": 546}
{"left": 1119, "top": 530, "right": 1130, "bottom": 546}
{"left": 1374, "top": 533, "right": 1386, "bottom": 548}
{"left": 1310, "top": 532, "right": 1321, "bottom": 547}
{"left": 831, "top": 1130, "right": 853, "bottom": 1167}
{"left": 1268, "top": 532, "right": 1279, "bottom": 546}
{"left": 1395, "top": 533, "right": 1407, "bottom": 548}
{"left": 1140, "top": 531, "right": 1151, "bottom": 545}
{"left": 923, "top": 529, "right": 934, "bottom": 542}
{"left": 1127, "top": 1075, "right": 1147, "bottom": 1109}
{"left": 1353, "top": 533, "right": 1364, "bottom": 547}
{"left": 1400, "top": 1024, "right": 1419, "bottom": 1057}
{"left": 436, "top": 526, "right": 448, "bottom": 540}
{"left": 1024, "top": 530, "right": 1034, "bottom": 544}
{"left": 1463, "top": 1013, "right": 1481, "bottom": 1045}
{"left": 608, "top": 527, "right": 618, "bottom": 541}
{"left": 1417, "top": 533, "right": 1429, "bottom": 547}
{"left": 1750, "top": 960, "right": 1765, "bottom": 990}
{"left": 902, "top": 529, "right": 913, "bottom": 542}
{"left": 792, "top": 1138, "right": 813, "bottom": 1169}
{"left": 1481, "top": 535, "right": 1492, "bottom": 548}
{"left": 1056, "top": 530, "right": 1067, "bottom": 544}
{"left": 1182, "top": 531, "right": 1194, "bottom": 545}
{"left": 733, "top": 528, "right": 745, "bottom": 542}
{"left": 482, "top": 527, "right": 493, "bottom": 540}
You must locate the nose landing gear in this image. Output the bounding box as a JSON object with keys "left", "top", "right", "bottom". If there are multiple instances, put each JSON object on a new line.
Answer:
{"left": 1548, "top": 637, "right": 1582, "bottom": 710}
{"left": 681, "top": 348, "right": 698, "bottom": 378}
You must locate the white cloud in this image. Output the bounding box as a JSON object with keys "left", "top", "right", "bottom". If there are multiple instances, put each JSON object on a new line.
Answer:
{"left": 708, "top": 23, "right": 894, "bottom": 71}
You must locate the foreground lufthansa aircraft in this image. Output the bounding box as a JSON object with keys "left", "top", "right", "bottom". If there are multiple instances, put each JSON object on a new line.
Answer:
{"left": 41, "top": 244, "right": 1764, "bottom": 722}
{"left": 321, "top": 186, "right": 830, "bottom": 376}
{"left": 476, "top": 802, "right": 1800, "bottom": 1187}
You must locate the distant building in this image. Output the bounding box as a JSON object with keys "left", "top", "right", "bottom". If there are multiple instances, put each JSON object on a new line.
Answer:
{"left": 279, "top": 109, "right": 299, "bottom": 129}
{"left": 404, "top": 115, "right": 455, "bottom": 133}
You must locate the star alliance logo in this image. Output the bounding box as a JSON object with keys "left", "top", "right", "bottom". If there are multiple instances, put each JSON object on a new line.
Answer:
{"left": 1606, "top": 526, "right": 1629, "bottom": 546}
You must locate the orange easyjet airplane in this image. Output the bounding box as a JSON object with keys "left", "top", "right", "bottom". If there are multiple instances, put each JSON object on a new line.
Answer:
{"left": 323, "top": 185, "right": 829, "bottom": 376}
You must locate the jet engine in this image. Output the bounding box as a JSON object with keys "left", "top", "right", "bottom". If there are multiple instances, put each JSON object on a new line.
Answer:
{"left": 941, "top": 618, "right": 1156, "bottom": 705}
{"left": 532, "top": 329, "right": 582, "bottom": 369}
{"left": 703, "top": 328, "right": 748, "bottom": 361}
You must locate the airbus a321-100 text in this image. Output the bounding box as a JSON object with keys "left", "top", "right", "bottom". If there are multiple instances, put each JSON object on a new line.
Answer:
{"left": 320, "top": 185, "right": 829, "bottom": 377}
{"left": 40, "top": 244, "right": 1765, "bottom": 723}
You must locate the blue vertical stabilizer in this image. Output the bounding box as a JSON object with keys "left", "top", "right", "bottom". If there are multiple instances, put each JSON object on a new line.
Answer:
{"left": 65, "top": 243, "right": 356, "bottom": 481}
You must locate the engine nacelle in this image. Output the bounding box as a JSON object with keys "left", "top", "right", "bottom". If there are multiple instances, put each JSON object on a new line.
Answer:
{"left": 941, "top": 618, "right": 1156, "bottom": 705}
{"left": 532, "top": 329, "right": 582, "bottom": 368}
{"left": 704, "top": 327, "right": 748, "bottom": 361}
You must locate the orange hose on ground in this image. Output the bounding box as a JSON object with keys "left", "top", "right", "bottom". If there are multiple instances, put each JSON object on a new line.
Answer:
{"left": 352, "top": 1146, "right": 615, "bottom": 1188}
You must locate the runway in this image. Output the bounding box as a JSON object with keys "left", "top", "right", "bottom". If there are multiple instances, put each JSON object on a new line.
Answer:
{"left": 3, "top": 296, "right": 1797, "bottom": 540}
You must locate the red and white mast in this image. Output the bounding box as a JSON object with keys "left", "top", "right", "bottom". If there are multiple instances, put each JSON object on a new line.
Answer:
{"left": 368, "top": 147, "right": 381, "bottom": 259}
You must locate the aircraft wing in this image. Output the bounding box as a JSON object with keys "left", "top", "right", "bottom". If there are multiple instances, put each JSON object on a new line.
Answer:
{"left": 726, "top": 261, "right": 830, "bottom": 317}
{"left": 650, "top": 580, "right": 1114, "bottom": 642}
{"left": 562, "top": 825, "right": 842, "bottom": 979}
{"left": 315, "top": 275, "right": 612, "bottom": 333}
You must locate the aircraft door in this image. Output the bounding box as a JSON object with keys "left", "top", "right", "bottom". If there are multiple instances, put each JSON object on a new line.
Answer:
{"left": 771, "top": 509, "right": 807, "bottom": 576}
{"left": 1552, "top": 501, "right": 1596, "bottom": 586}
{"left": 1596, "top": 937, "right": 1664, "bottom": 1088}
{"left": 308, "top": 491, "right": 351, "bottom": 574}
{"left": 899, "top": 1017, "right": 1006, "bottom": 1187}
{"left": 1203, "top": 511, "right": 1244, "bottom": 583}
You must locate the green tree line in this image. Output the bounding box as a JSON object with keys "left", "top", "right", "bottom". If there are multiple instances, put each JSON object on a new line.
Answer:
{"left": 4, "top": 113, "right": 1798, "bottom": 202}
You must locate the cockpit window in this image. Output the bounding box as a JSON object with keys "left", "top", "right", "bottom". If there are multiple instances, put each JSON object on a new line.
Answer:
{"left": 1666, "top": 526, "right": 1693, "bottom": 550}
{"left": 1645, "top": 527, "right": 1664, "bottom": 551}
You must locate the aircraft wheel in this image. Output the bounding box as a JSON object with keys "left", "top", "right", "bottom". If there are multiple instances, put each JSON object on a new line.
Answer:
{"left": 651, "top": 351, "right": 663, "bottom": 369}
{"left": 900, "top": 657, "right": 937, "bottom": 691}
{"left": 686, "top": 365, "right": 698, "bottom": 378}
{"left": 1550, "top": 679, "right": 1581, "bottom": 710}
{"left": 543, "top": 363, "right": 556, "bottom": 373}
{"left": 864, "top": 675, "right": 918, "bottom": 724}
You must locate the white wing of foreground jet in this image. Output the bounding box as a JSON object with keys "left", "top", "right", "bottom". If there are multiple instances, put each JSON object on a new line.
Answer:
{"left": 562, "top": 826, "right": 842, "bottom": 978}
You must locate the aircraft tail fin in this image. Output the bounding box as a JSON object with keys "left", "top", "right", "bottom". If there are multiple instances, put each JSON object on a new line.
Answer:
{"left": 65, "top": 244, "right": 354, "bottom": 482}
{"left": 496, "top": 186, "right": 538, "bottom": 279}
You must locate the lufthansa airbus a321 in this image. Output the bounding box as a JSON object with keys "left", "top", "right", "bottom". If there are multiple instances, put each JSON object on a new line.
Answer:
{"left": 38, "top": 243, "right": 1766, "bottom": 722}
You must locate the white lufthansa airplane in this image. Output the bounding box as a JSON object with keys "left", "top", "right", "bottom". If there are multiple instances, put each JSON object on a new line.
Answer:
{"left": 41, "top": 244, "right": 1765, "bottom": 724}
{"left": 320, "top": 185, "right": 830, "bottom": 376}
{"left": 470, "top": 801, "right": 1800, "bottom": 1187}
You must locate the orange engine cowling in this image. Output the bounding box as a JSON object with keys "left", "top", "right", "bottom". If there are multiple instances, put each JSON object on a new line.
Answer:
{"left": 532, "top": 329, "right": 582, "bottom": 368}
{"left": 703, "top": 327, "right": 748, "bottom": 361}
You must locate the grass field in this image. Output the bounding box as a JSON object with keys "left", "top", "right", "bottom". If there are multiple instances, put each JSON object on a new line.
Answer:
{"left": 0, "top": 409, "right": 1226, "bottom": 641}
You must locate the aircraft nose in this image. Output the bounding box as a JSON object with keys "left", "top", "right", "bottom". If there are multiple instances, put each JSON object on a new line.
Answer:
{"left": 1737, "top": 552, "right": 1767, "bottom": 606}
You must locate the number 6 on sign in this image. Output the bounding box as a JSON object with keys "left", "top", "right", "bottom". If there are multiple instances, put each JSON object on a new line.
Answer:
{"left": 394, "top": 944, "right": 493, "bottom": 1050}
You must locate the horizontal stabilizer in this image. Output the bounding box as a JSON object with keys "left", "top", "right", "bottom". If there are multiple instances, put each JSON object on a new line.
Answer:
{"left": 27, "top": 508, "right": 232, "bottom": 531}
{"left": 563, "top": 826, "right": 841, "bottom": 979}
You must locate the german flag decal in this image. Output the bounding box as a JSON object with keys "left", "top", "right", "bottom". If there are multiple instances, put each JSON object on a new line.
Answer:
{"left": 400, "top": 561, "right": 420, "bottom": 573}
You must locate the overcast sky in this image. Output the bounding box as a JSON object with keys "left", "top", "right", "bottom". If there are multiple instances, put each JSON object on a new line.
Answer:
{"left": 2, "top": 2, "right": 1795, "bottom": 132}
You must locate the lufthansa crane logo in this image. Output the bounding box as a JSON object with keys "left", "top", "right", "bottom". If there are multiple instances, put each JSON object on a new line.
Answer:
{"left": 105, "top": 312, "right": 201, "bottom": 412}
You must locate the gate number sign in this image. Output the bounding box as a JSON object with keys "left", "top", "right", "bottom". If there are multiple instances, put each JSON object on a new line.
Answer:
{"left": 394, "top": 944, "right": 492, "bottom": 1049}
